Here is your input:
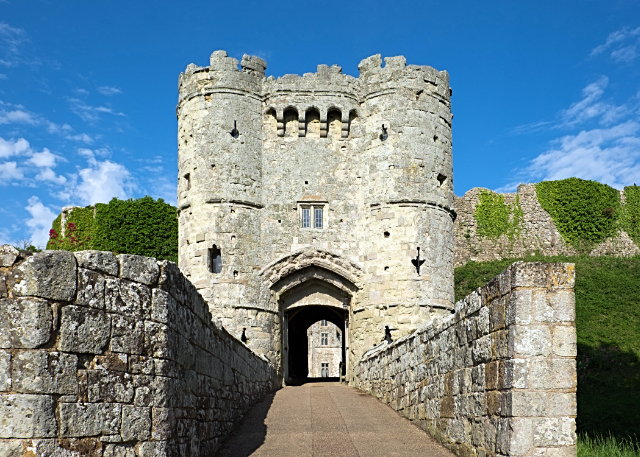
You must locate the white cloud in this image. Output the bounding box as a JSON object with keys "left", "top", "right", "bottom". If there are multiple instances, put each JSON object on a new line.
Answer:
{"left": 0, "top": 108, "right": 37, "bottom": 124}
{"left": 66, "top": 149, "right": 136, "bottom": 205}
{"left": 35, "top": 167, "right": 66, "bottom": 185}
{"left": 65, "top": 133, "right": 94, "bottom": 143}
{"left": 560, "top": 76, "right": 628, "bottom": 127}
{"left": 0, "top": 22, "right": 26, "bottom": 56}
{"left": 24, "top": 196, "right": 57, "bottom": 247}
{"left": 0, "top": 137, "right": 29, "bottom": 158}
{"left": 97, "top": 86, "right": 122, "bottom": 96}
{"left": 69, "top": 99, "right": 125, "bottom": 122}
{"left": 525, "top": 121, "right": 640, "bottom": 189}
{"left": 591, "top": 26, "right": 640, "bottom": 62}
{"left": 0, "top": 161, "right": 24, "bottom": 183}
{"left": 27, "top": 148, "right": 60, "bottom": 168}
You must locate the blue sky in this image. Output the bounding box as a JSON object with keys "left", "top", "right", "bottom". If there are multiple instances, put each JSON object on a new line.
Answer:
{"left": 1, "top": 0, "right": 639, "bottom": 247}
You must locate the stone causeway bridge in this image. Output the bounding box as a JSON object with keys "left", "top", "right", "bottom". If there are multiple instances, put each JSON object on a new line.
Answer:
{"left": 0, "top": 246, "right": 577, "bottom": 456}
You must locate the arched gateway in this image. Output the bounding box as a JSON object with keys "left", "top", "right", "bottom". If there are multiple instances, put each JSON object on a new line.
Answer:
{"left": 259, "top": 249, "right": 361, "bottom": 383}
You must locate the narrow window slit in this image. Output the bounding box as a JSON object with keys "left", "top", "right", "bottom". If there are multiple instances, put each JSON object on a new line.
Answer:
{"left": 230, "top": 120, "right": 239, "bottom": 138}
{"left": 209, "top": 245, "right": 222, "bottom": 274}
{"left": 380, "top": 125, "right": 388, "bottom": 141}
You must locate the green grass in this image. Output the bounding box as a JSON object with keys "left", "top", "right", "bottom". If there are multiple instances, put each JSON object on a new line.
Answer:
{"left": 455, "top": 254, "right": 640, "bottom": 447}
{"left": 578, "top": 435, "right": 640, "bottom": 456}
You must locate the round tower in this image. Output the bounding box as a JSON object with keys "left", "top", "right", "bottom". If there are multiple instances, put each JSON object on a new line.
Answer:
{"left": 348, "top": 54, "right": 455, "bottom": 361}
{"left": 177, "top": 51, "right": 278, "bottom": 360}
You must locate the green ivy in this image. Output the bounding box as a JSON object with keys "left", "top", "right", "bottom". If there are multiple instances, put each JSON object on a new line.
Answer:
{"left": 47, "top": 196, "right": 178, "bottom": 262}
{"left": 536, "top": 178, "right": 620, "bottom": 249}
{"left": 46, "top": 207, "right": 95, "bottom": 251}
{"left": 622, "top": 185, "right": 640, "bottom": 246}
{"left": 473, "top": 190, "right": 523, "bottom": 240}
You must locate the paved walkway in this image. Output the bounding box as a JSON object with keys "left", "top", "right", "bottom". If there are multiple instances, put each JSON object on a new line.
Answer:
{"left": 215, "top": 382, "right": 454, "bottom": 457}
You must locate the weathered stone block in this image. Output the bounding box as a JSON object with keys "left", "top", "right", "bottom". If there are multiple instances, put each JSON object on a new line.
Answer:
{"left": 117, "top": 254, "right": 159, "bottom": 286}
{"left": 531, "top": 360, "right": 576, "bottom": 390}
{"left": 547, "top": 393, "right": 577, "bottom": 417}
{"left": 0, "top": 351, "right": 10, "bottom": 391}
{"left": 504, "top": 391, "right": 547, "bottom": 417}
{"left": 552, "top": 325, "right": 577, "bottom": 357}
{"left": 532, "top": 417, "right": 576, "bottom": 446}
{"left": 504, "top": 359, "right": 528, "bottom": 389}
{"left": 75, "top": 250, "right": 119, "bottom": 276}
{"left": 14, "top": 251, "right": 77, "bottom": 301}
{"left": 12, "top": 351, "right": 77, "bottom": 395}
{"left": 76, "top": 268, "right": 105, "bottom": 309}
{"left": 87, "top": 370, "right": 134, "bottom": 403}
{"left": 510, "top": 262, "right": 546, "bottom": 289}
{"left": 110, "top": 315, "right": 145, "bottom": 354}
{"left": 0, "top": 394, "right": 57, "bottom": 438}
{"left": 509, "top": 325, "right": 551, "bottom": 357}
{"left": 505, "top": 417, "right": 532, "bottom": 456}
{"left": 105, "top": 279, "right": 151, "bottom": 319}
{"left": 505, "top": 290, "right": 533, "bottom": 326}
{"left": 59, "top": 403, "right": 122, "bottom": 437}
{"left": 546, "top": 263, "right": 575, "bottom": 290}
{"left": 0, "top": 245, "right": 19, "bottom": 268}
{"left": 59, "top": 305, "right": 110, "bottom": 354}
{"left": 0, "top": 298, "right": 52, "bottom": 349}
{"left": 104, "top": 444, "right": 136, "bottom": 457}
{"left": 537, "top": 290, "right": 575, "bottom": 323}
{"left": 121, "top": 405, "right": 151, "bottom": 441}
{"left": 0, "top": 440, "right": 22, "bottom": 456}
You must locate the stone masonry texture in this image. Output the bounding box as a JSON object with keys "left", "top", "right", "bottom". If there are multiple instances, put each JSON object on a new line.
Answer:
{"left": 454, "top": 184, "right": 640, "bottom": 266}
{"left": 177, "top": 51, "right": 456, "bottom": 379}
{"left": 0, "top": 248, "right": 278, "bottom": 456}
{"left": 352, "top": 261, "right": 577, "bottom": 457}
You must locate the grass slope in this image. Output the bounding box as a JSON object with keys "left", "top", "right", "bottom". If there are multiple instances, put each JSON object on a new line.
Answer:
{"left": 455, "top": 255, "right": 640, "bottom": 445}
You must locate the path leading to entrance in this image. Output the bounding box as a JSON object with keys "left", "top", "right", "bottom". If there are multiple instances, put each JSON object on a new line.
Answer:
{"left": 215, "top": 382, "right": 454, "bottom": 457}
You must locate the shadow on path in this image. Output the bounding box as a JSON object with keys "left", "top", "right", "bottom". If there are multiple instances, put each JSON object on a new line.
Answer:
{"left": 214, "top": 392, "right": 275, "bottom": 457}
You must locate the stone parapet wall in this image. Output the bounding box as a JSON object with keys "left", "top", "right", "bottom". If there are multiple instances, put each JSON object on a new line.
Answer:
{"left": 454, "top": 184, "right": 639, "bottom": 266}
{"left": 0, "top": 246, "right": 278, "bottom": 457}
{"left": 352, "top": 262, "right": 577, "bottom": 457}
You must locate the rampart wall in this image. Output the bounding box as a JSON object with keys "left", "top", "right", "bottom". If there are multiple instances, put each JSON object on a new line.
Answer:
{"left": 352, "top": 261, "right": 577, "bottom": 457}
{"left": 0, "top": 246, "right": 278, "bottom": 456}
{"left": 454, "top": 184, "right": 639, "bottom": 266}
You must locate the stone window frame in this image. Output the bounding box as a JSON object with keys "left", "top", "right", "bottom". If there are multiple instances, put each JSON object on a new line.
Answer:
{"left": 321, "top": 333, "right": 328, "bottom": 345}
{"left": 298, "top": 200, "right": 328, "bottom": 230}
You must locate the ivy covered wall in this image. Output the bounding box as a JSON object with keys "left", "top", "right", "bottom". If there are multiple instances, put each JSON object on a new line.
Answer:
{"left": 47, "top": 196, "right": 178, "bottom": 263}
{"left": 536, "top": 178, "right": 621, "bottom": 249}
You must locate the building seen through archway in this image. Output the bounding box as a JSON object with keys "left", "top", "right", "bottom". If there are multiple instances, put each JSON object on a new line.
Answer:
{"left": 307, "top": 320, "right": 342, "bottom": 377}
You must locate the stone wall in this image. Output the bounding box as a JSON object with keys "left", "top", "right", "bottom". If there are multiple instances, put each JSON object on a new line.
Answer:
{"left": 454, "top": 184, "right": 639, "bottom": 266}
{"left": 0, "top": 247, "right": 278, "bottom": 456}
{"left": 352, "top": 262, "right": 577, "bottom": 457}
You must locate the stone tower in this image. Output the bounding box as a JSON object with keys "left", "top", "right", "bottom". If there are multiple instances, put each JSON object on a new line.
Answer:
{"left": 177, "top": 51, "right": 455, "bottom": 383}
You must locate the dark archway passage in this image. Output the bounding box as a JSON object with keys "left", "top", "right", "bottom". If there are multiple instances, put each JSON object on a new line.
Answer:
{"left": 286, "top": 306, "right": 346, "bottom": 384}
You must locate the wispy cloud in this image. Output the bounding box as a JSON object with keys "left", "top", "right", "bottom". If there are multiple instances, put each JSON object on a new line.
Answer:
{"left": 591, "top": 26, "right": 640, "bottom": 63}
{"left": 65, "top": 133, "right": 94, "bottom": 143}
{"left": 69, "top": 98, "right": 125, "bottom": 122}
{"left": 97, "top": 86, "right": 122, "bottom": 96}
{"left": 559, "top": 76, "right": 628, "bottom": 127}
{"left": 0, "top": 22, "right": 26, "bottom": 57}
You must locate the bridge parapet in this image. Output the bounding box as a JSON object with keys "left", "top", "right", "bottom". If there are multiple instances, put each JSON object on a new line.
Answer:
{"left": 0, "top": 247, "right": 279, "bottom": 456}
{"left": 352, "top": 261, "right": 577, "bottom": 457}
